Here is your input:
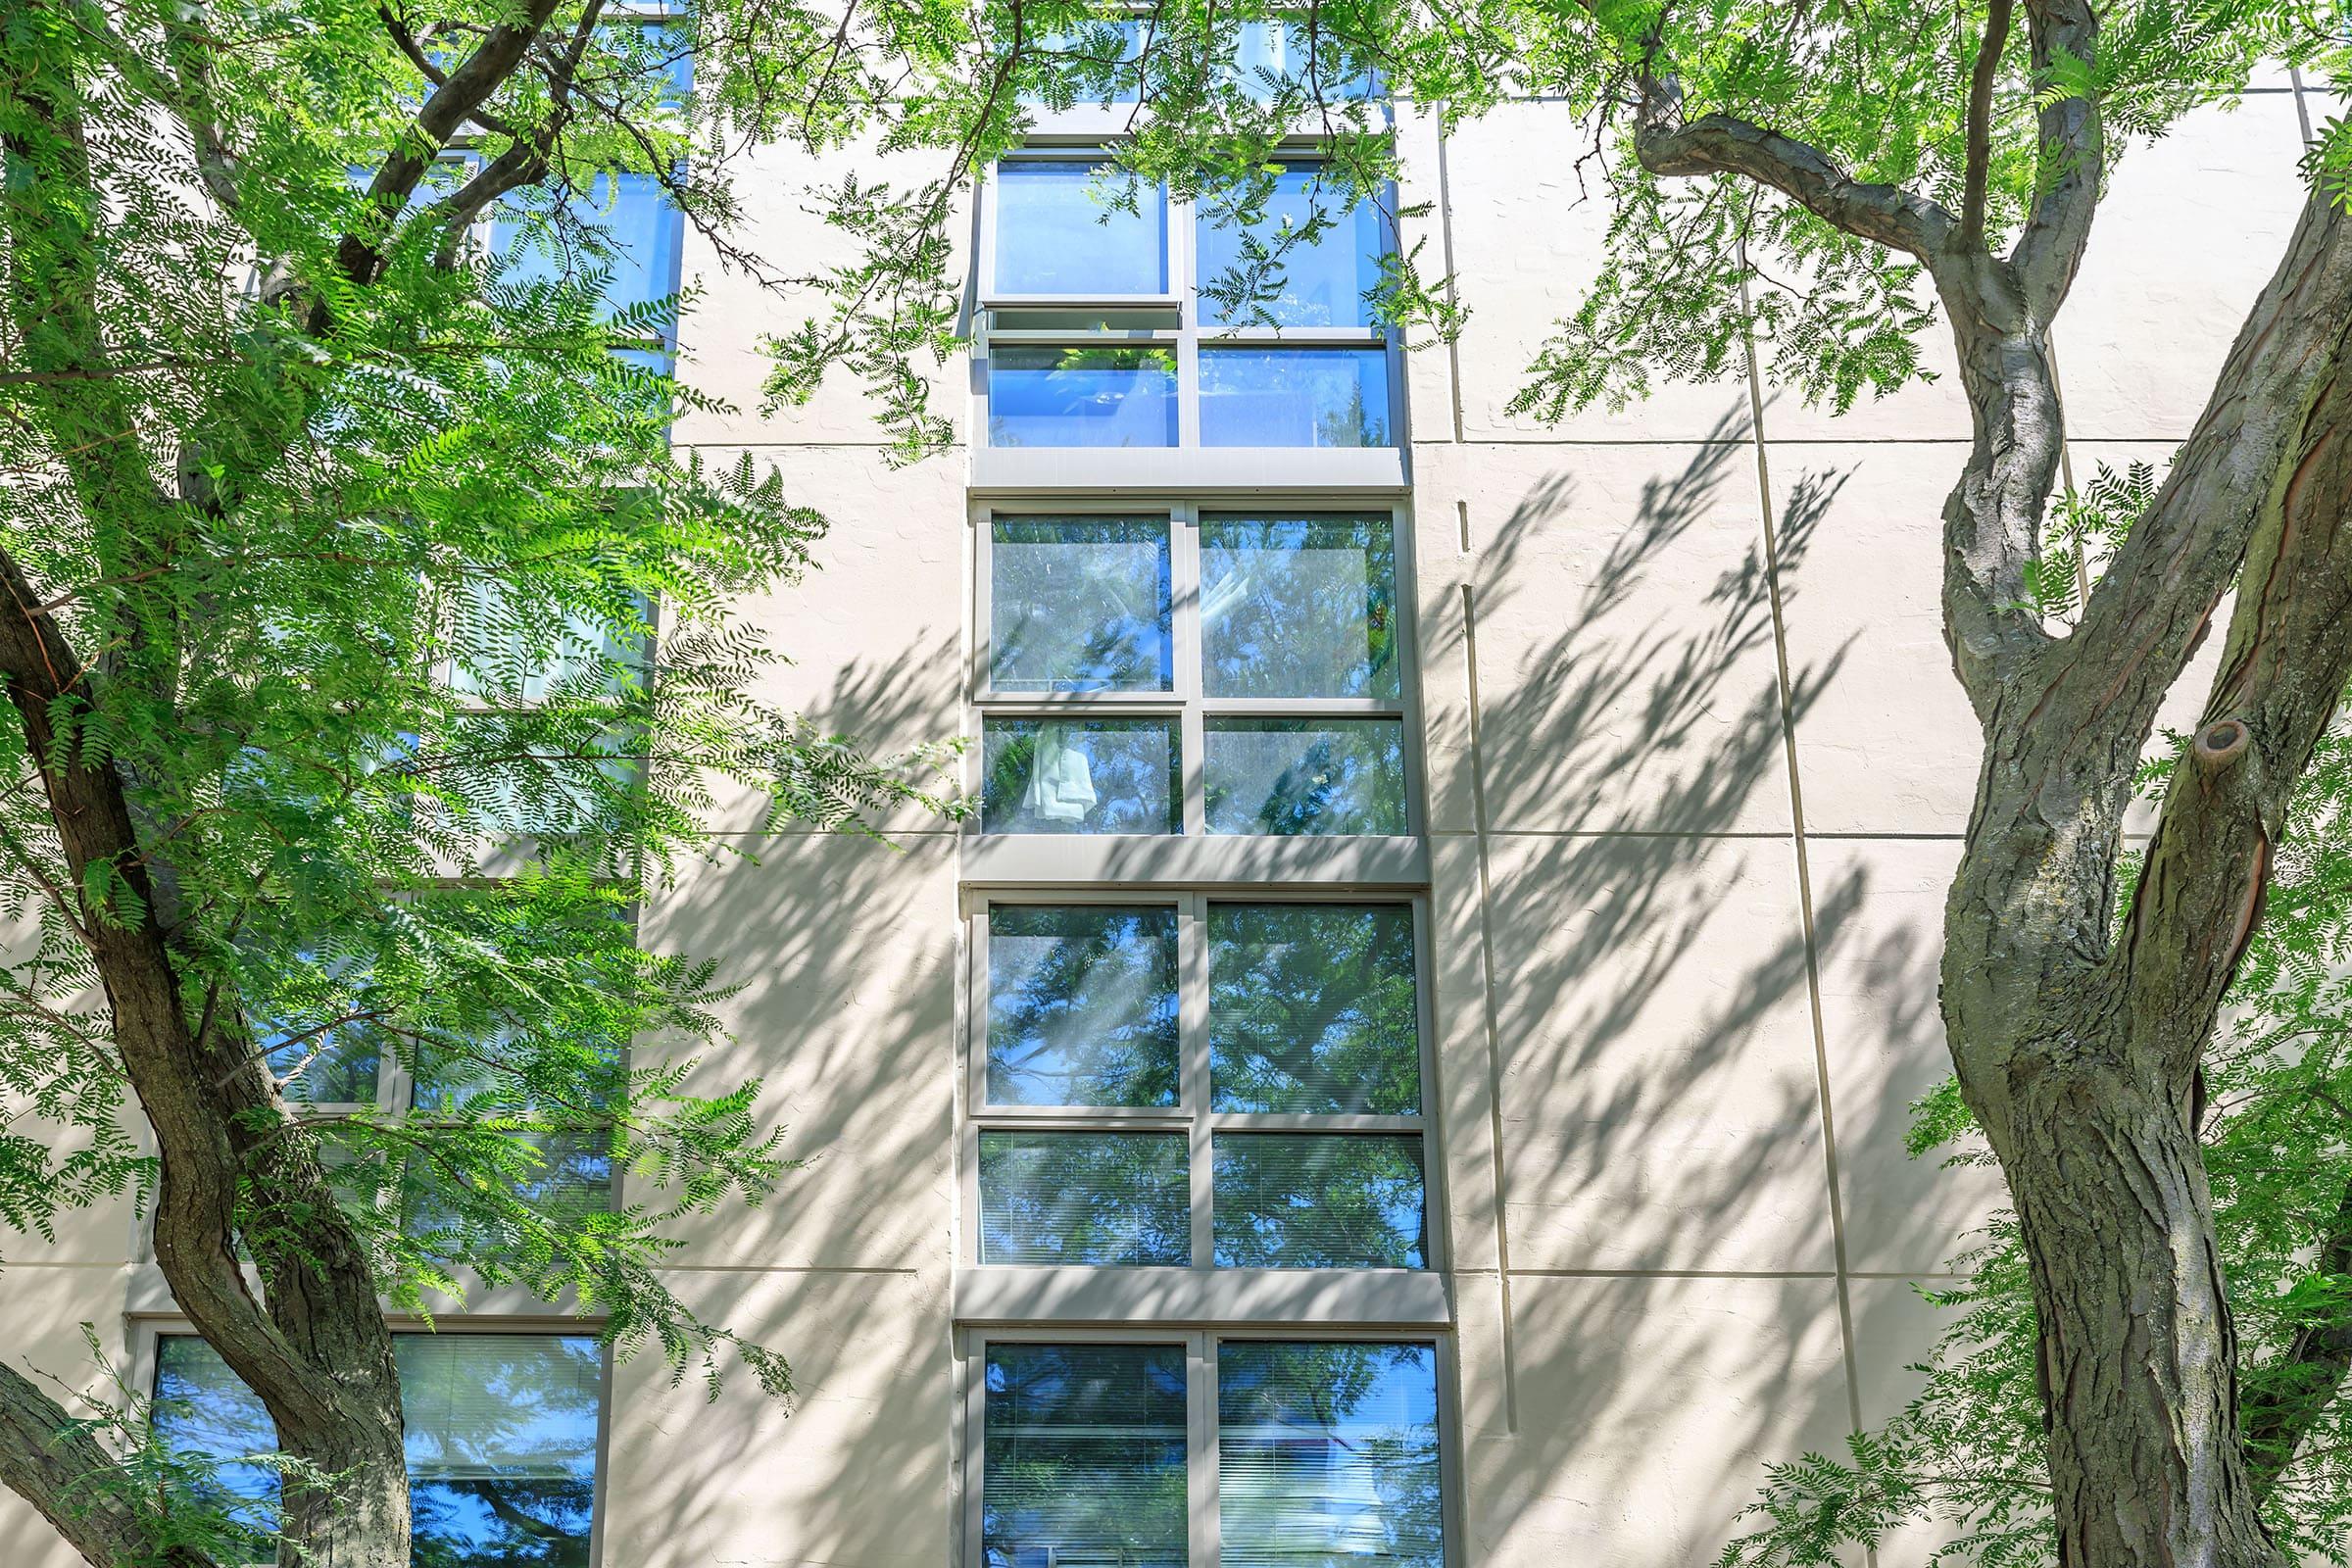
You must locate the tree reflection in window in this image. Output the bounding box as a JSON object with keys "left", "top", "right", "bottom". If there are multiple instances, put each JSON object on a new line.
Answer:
{"left": 1209, "top": 904, "right": 1418, "bottom": 1115}
{"left": 1217, "top": 1342, "right": 1443, "bottom": 1567}
{"left": 988, "top": 906, "right": 1180, "bottom": 1106}
{"left": 982, "top": 1343, "right": 1187, "bottom": 1568}
{"left": 152, "top": 1334, "right": 604, "bottom": 1568}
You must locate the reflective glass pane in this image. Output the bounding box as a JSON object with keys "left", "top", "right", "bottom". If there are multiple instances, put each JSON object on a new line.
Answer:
{"left": 154, "top": 1335, "right": 605, "bottom": 1568}
{"left": 400, "top": 1130, "right": 614, "bottom": 1242}
{"left": 448, "top": 576, "right": 650, "bottom": 702}
{"left": 1200, "top": 347, "right": 1391, "bottom": 447}
{"left": 988, "top": 906, "right": 1180, "bottom": 1107}
{"left": 994, "top": 162, "right": 1166, "bottom": 295}
{"left": 152, "top": 1337, "right": 278, "bottom": 1539}
{"left": 991, "top": 517, "right": 1172, "bottom": 693}
{"left": 399, "top": 1335, "right": 604, "bottom": 1568}
{"left": 1198, "top": 170, "right": 1387, "bottom": 327}
{"left": 983, "top": 717, "right": 1180, "bottom": 835}
{"left": 1230, "top": 21, "right": 1379, "bottom": 99}
{"left": 270, "top": 1035, "right": 380, "bottom": 1105}
{"left": 1021, "top": 21, "right": 1145, "bottom": 103}
{"left": 983, "top": 1343, "right": 1188, "bottom": 1568}
{"left": 1218, "top": 1343, "right": 1443, "bottom": 1568}
{"left": 1203, "top": 718, "right": 1407, "bottom": 836}
{"left": 494, "top": 172, "right": 683, "bottom": 326}
{"left": 1200, "top": 514, "right": 1398, "bottom": 698}
{"left": 1209, "top": 905, "right": 1419, "bottom": 1115}
{"left": 989, "top": 347, "right": 1178, "bottom": 447}
{"left": 979, "top": 1130, "right": 1189, "bottom": 1264}
{"left": 1212, "top": 1134, "right": 1426, "bottom": 1268}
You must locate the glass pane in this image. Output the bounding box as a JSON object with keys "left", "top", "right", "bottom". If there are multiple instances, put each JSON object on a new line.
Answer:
{"left": 1230, "top": 21, "right": 1379, "bottom": 99}
{"left": 1210, "top": 905, "right": 1419, "bottom": 1115}
{"left": 1021, "top": 21, "right": 1145, "bottom": 103}
{"left": 1203, "top": 719, "right": 1407, "bottom": 836}
{"left": 988, "top": 906, "right": 1180, "bottom": 1107}
{"left": 991, "top": 517, "right": 1172, "bottom": 693}
{"left": 994, "top": 162, "right": 1167, "bottom": 295}
{"left": 983, "top": 717, "right": 1180, "bottom": 835}
{"left": 979, "top": 1131, "right": 1189, "bottom": 1264}
{"left": 153, "top": 1334, "right": 605, "bottom": 1567}
{"left": 448, "top": 576, "right": 650, "bottom": 702}
{"left": 401, "top": 1130, "right": 613, "bottom": 1242}
{"left": 153, "top": 1337, "right": 278, "bottom": 1537}
{"left": 1200, "top": 514, "right": 1399, "bottom": 699}
{"left": 983, "top": 1343, "right": 1187, "bottom": 1568}
{"left": 495, "top": 172, "right": 683, "bottom": 325}
{"left": 270, "top": 1034, "right": 380, "bottom": 1105}
{"left": 1198, "top": 170, "right": 1387, "bottom": 327}
{"left": 989, "top": 346, "right": 1178, "bottom": 447}
{"left": 1218, "top": 1343, "right": 1443, "bottom": 1568}
{"left": 399, "top": 1335, "right": 603, "bottom": 1568}
{"left": 1200, "top": 348, "right": 1392, "bottom": 448}
{"left": 1212, "top": 1134, "right": 1426, "bottom": 1268}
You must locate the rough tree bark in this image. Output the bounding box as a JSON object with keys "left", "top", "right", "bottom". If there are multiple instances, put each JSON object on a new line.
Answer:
{"left": 1636, "top": 0, "right": 2352, "bottom": 1561}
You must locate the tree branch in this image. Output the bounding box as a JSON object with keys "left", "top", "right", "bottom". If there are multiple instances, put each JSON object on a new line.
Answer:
{"left": 1631, "top": 72, "right": 1954, "bottom": 258}
{"left": 0, "top": 1360, "right": 212, "bottom": 1568}
{"left": 2117, "top": 198, "right": 2352, "bottom": 1054}
{"left": 1958, "top": 0, "right": 2013, "bottom": 251}
{"left": 2009, "top": 0, "right": 2102, "bottom": 314}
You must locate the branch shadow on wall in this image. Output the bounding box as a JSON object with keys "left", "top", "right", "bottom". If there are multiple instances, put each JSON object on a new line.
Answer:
{"left": 1419, "top": 416, "right": 1982, "bottom": 1562}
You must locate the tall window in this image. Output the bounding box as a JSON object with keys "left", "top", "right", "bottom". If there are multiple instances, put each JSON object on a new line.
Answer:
{"left": 153, "top": 1334, "right": 606, "bottom": 1567}
{"left": 972, "top": 1335, "right": 1444, "bottom": 1568}
{"left": 979, "top": 156, "right": 1396, "bottom": 450}
{"left": 976, "top": 506, "right": 1411, "bottom": 837}
{"left": 970, "top": 896, "right": 1429, "bottom": 1270}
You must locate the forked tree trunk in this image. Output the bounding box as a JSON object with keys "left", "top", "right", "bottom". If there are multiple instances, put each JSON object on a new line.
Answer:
{"left": 1932, "top": 178, "right": 2352, "bottom": 1568}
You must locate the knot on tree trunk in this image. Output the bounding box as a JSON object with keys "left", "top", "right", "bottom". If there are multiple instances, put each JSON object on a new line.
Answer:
{"left": 2193, "top": 716, "right": 2252, "bottom": 771}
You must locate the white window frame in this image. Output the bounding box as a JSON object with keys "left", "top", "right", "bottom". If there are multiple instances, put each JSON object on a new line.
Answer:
{"left": 954, "top": 1325, "right": 1460, "bottom": 1568}
{"left": 958, "top": 890, "right": 1447, "bottom": 1305}
{"left": 967, "top": 497, "right": 1426, "bottom": 854}
{"left": 973, "top": 146, "right": 1407, "bottom": 458}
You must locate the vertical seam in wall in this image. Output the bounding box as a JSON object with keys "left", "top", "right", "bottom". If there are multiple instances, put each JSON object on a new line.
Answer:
{"left": 2291, "top": 65, "right": 2316, "bottom": 147}
{"left": 1460, "top": 576, "right": 1518, "bottom": 1433}
{"left": 1737, "top": 259, "right": 1867, "bottom": 1448}
{"left": 1436, "top": 118, "right": 1468, "bottom": 444}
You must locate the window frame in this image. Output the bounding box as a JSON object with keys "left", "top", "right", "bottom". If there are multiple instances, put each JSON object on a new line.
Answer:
{"left": 968, "top": 497, "right": 1425, "bottom": 844}
{"left": 959, "top": 889, "right": 1446, "bottom": 1282}
{"left": 137, "top": 1319, "right": 619, "bottom": 1568}
{"left": 973, "top": 145, "right": 1406, "bottom": 455}
{"left": 955, "top": 1325, "right": 1460, "bottom": 1568}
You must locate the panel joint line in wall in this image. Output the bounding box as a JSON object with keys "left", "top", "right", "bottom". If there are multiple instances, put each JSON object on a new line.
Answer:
{"left": 1461, "top": 578, "right": 1518, "bottom": 1433}
{"left": 1436, "top": 121, "right": 1467, "bottom": 444}
{"left": 1736, "top": 254, "right": 1869, "bottom": 1453}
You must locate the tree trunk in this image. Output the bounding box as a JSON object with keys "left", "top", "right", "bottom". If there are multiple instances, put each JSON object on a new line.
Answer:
{"left": 1930, "top": 180, "right": 2352, "bottom": 1568}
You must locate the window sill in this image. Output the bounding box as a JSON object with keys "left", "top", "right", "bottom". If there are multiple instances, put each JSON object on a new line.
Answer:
{"left": 952, "top": 1264, "right": 1450, "bottom": 1326}
{"left": 959, "top": 832, "right": 1426, "bottom": 888}
{"left": 970, "top": 444, "right": 1408, "bottom": 495}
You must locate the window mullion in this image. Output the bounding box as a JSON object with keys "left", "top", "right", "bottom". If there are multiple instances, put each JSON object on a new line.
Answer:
{"left": 1192, "top": 1330, "right": 1220, "bottom": 1568}
{"left": 1181, "top": 891, "right": 1213, "bottom": 1270}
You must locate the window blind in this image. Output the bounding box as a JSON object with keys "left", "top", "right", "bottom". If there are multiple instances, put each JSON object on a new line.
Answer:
{"left": 1216, "top": 1342, "right": 1444, "bottom": 1567}
{"left": 982, "top": 1343, "right": 1188, "bottom": 1568}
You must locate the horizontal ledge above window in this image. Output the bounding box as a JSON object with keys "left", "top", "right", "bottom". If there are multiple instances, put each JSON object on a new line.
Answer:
{"left": 1009, "top": 110, "right": 1397, "bottom": 144}
{"left": 972, "top": 695, "right": 1405, "bottom": 716}
{"left": 971, "top": 445, "right": 1408, "bottom": 495}
{"left": 981, "top": 326, "right": 1181, "bottom": 343}
{"left": 960, "top": 832, "right": 1426, "bottom": 889}
{"left": 971, "top": 1110, "right": 1424, "bottom": 1133}
{"left": 952, "top": 1263, "right": 1450, "bottom": 1327}
{"left": 125, "top": 1262, "right": 597, "bottom": 1324}
{"left": 981, "top": 294, "right": 1184, "bottom": 312}
{"left": 1196, "top": 327, "right": 1391, "bottom": 345}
